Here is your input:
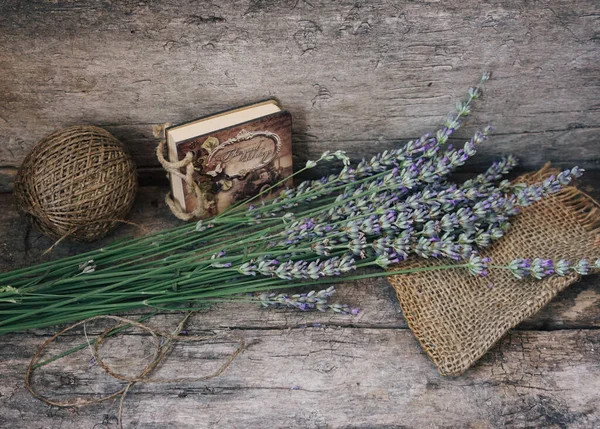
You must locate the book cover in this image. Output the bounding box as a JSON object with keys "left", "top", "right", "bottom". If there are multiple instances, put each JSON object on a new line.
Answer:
{"left": 172, "top": 110, "right": 293, "bottom": 217}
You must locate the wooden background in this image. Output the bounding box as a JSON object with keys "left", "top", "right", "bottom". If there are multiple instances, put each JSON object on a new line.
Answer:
{"left": 0, "top": 0, "right": 599, "bottom": 191}
{"left": 0, "top": 1, "right": 599, "bottom": 428}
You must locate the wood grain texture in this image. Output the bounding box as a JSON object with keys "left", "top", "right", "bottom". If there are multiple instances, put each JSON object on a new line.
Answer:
{"left": 1, "top": 0, "right": 599, "bottom": 191}
{"left": 0, "top": 328, "right": 599, "bottom": 428}
{"left": 1, "top": 1, "right": 599, "bottom": 426}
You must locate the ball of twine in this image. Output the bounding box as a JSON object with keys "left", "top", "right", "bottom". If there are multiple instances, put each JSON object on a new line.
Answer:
{"left": 14, "top": 126, "right": 138, "bottom": 242}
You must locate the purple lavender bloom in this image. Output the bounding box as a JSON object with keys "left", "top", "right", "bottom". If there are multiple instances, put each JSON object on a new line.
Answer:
{"left": 392, "top": 229, "right": 413, "bottom": 259}
{"left": 466, "top": 254, "right": 490, "bottom": 277}
{"left": 375, "top": 255, "right": 393, "bottom": 268}
{"left": 574, "top": 259, "right": 590, "bottom": 275}
{"left": 421, "top": 220, "right": 440, "bottom": 238}
{"left": 275, "top": 261, "right": 294, "bottom": 280}
{"left": 440, "top": 213, "right": 458, "bottom": 232}
{"left": 516, "top": 168, "right": 583, "bottom": 208}
{"left": 312, "top": 240, "right": 333, "bottom": 256}
{"left": 542, "top": 176, "right": 562, "bottom": 194}
{"left": 338, "top": 255, "right": 356, "bottom": 272}
{"left": 474, "top": 231, "right": 491, "bottom": 248}
{"left": 238, "top": 262, "right": 257, "bottom": 276}
{"left": 505, "top": 258, "right": 596, "bottom": 280}
{"left": 439, "top": 234, "right": 461, "bottom": 260}
{"left": 256, "top": 259, "right": 277, "bottom": 276}
{"left": 348, "top": 237, "right": 367, "bottom": 257}
{"left": 394, "top": 211, "right": 413, "bottom": 229}
{"left": 319, "top": 150, "right": 351, "bottom": 165}
{"left": 305, "top": 261, "right": 321, "bottom": 280}
{"left": 555, "top": 259, "right": 570, "bottom": 276}
{"left": 488, "top": 225, "right": 506, "bottom": 241}
{"left": 257, "top": 287, "right": 354, "bottom": 315}
{"left": 329, "top": 303, "right": 351, "bottom": 314}
{"left": 373, "top": 237, "right": 393, "bottom": 256}
{"left": 456, "top": 207, "right": 476, "bottom": 229}
{"left": 530, "top": 258, "right": 555, "bottom": 279}
{"left": 320, "top": 258, "right": 341, "bottom": 276}
{"left": 414, "top": 236, "right": 440, "bottom": 259}
{"left": 508, "top": 258, "right": 532, "bottom": 279}
{"left": 345, "top": 221, "right": 361, "bottom": 239}
{"left": 210, "top": 251, "right": 232, "bottom": 268}
{"left": 290, "top": 260, "right": 309, "bottom": 279}
{"left": 460, "top": 244, "right": 476, "bottom": 259}
{"left": 473, "top": 200, "right": 492, "bottom": 218}
{"left": 379, "top": 211, "right": 397, "bottom": 231}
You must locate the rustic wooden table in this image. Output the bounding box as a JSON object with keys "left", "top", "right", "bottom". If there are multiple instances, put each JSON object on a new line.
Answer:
{"left": 1, "top": 0, "right": 599, "bottom": 427}
{"left": 0, "top": 182, "right": 599, "bottom": 428}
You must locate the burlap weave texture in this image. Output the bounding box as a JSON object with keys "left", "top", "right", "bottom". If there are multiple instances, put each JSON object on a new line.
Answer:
{"left": 388, "top": 166, "right": 599, "bottom": 376}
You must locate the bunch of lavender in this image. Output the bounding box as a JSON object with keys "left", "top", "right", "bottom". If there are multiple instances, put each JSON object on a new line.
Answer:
{"left": 0, "top": 73, "right": 597, "bottom": 335}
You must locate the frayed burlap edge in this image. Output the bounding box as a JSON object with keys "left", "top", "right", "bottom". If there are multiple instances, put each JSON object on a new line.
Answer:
{"left": 388, "top": 164, "right": 600, "bottom": 376}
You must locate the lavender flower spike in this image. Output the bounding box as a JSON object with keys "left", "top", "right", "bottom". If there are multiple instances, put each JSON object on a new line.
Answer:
{"left": 320, "top": 150, "right": 351, "bottom": 166}
{"left": 257, "top": 286, "right": 357, "bottom": 315}
{"left": 530, "top": 258, "right": 554, "bottom": 279}
{"left": 237, "top": 255, "right": 356, "bottom": 280}
{"left": 210, "top": 251, "right": 232, "bottom": 268}
{"left": 507, "top": 257, "right": 598, "bottom": 279}
{"left": 508, "top": 258, "right": 531, "bottom": 279}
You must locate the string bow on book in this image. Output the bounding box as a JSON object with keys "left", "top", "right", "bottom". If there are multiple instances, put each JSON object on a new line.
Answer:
{"left": 156, "top": 138, "right": 209, "bottom": 221}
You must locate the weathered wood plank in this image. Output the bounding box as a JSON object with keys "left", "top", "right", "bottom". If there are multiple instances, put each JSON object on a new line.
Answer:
{"left": 0, "top": 328, "right": 598, "bottom": 428}
{"left": 0, "top": 0, "right": 598, "bottom": 193}
{"left": 2, "top": 127, "right": 599, "bottom": 192}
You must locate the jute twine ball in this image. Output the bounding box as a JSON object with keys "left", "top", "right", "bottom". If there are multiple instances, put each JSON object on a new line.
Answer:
{"left": 14, "top": 126, "right": 137, "bottom": 242}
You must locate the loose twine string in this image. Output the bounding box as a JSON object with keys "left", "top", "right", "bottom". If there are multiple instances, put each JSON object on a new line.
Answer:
{"left": 41, "top": 218, "right": 149, "bottom": 256}
{"left": 153, "top": 124, "right": 210, "bottom": 221}
{"left": 26, "top": 314, "right": 246, "bottom": 429}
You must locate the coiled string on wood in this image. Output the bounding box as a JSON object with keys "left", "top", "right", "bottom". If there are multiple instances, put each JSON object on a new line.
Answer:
{"left": 26, "top": 313, "right": 245, "bottom": 429}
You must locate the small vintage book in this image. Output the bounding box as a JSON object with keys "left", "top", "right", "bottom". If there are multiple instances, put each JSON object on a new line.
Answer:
{"left": 166, "top": 100, "right": 293, "bottom": 217}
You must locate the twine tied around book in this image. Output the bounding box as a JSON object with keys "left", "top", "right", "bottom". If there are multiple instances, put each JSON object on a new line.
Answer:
{"left": 154, "top": 124, "right": 212, "bottom": 221}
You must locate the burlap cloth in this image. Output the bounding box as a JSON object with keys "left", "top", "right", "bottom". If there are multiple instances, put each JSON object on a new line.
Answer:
{"left": 388, "top": 165, "right": 600, "bottom": 376}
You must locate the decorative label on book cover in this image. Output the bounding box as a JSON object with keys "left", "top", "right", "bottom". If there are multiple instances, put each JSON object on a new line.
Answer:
{"left": 176, "top": 112, "right": 293, "bottom": 216}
